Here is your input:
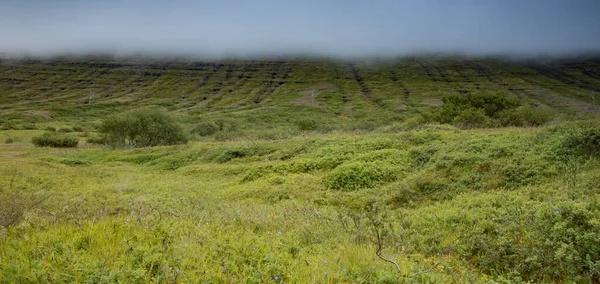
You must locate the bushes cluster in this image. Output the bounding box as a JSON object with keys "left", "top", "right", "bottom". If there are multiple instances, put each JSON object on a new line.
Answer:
{"left": 325, "top": 161, "right": 397, "bottom": 191}
{"left": 0, "top": 181, "right": 45, "bottom": 228}
{"left": 31, "top": 132, "right": 78, "bottom": 148}
{"left": 560, "top": 127, "right": 600, "bottom": 158}
{"left": 193, "top": 121, "right": 219, "bottom": 137}
{"left": 99, "top": 109, "right": 188, "bottom": 148}
{"left": 455, "top": 200, "right": 600, "bottom": 281}
{"left": 427, "top": 93, "right": 551, "bottom": 128}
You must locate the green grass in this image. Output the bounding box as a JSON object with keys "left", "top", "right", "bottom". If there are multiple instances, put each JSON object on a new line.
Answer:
{"left": 1, "top": 55, "right": 600, "bottom": 282}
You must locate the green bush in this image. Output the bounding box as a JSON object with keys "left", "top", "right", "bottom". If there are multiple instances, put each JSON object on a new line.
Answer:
{"left": 452, "top": 108, "right": 490, "bottom": 129}
{"left": 428, "top": 93, "right": 521, "bottom": 128}
{"left": 325, "top": 161, "right": 397, "bottom": 191}
{"left": 497, "top": 104, "right": 552, "bottom": 127}
{"left": 72, "top": 125, "right": 83, "bottom": 132}
{"left": 1, "top": 181, "right": 45, "bottom": 228}
{"left": 21, "top": 124, "right": 37, "bottom": 130}
{"left": 4, "top": 137, "right": 14, "bottom": 144}
{"left": 296, "top": 119, "right": 319, "bottom": 131}
{"left": 45, "top": 126, "right": 56, "bottom": 132}
{"left": 560, "top": 127, "right": 600, "bottom": 158}
{"left": 214, "top": 149, "right": 245, "bottom": 163}
{"left": 57, "top": 127, "right": 73, "bottom": 133}
{"left": 86, "top": 135, "right": 106, "bottom": 145}
{"left": 99, "top": 109, "right": 188, "bottom": 148}
{"left": 458, "top": 201, "right": 600, "bottom": 282}
{"left": 31, "top": 132, "right": 78, "bottom": 148}
{"left": 193, "top": 121, "right": 219, "bottom": 136}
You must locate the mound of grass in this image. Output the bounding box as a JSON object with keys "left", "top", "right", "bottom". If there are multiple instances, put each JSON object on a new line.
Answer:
{"left": 31, "top": 132, "right": 78, "bottom": 148}
{"left": 325, "top": 161, "right": 398, "bottom": 191}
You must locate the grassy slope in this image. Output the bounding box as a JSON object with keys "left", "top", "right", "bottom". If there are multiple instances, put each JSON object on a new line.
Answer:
{"left": 1, "top": 56, "right": 600, "bottom": 282}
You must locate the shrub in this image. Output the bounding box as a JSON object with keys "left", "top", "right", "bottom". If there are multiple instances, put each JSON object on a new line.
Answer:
{"left": 214, "top": 149, "right": 245, "bottom": 163}
{"left": 72, "top": 125, "right": 83, "bottom": 132}
{"left": 86, "top": 135, "right": 106, "bottom": 145}
{"left": 21, "top": 123, "right": 37, "bottom": 130}
{"left": 45, "top": 126, "right": 56, "bottom": 132}
{"left": 452, "top": 108, "right": 489, "bottom": 129}
{"left": 296, "top": 119, "right": 319, "bottom": 131}
{"left": 560, "top": 127, "right": 600, "bottom": 158}
{"left": 325, "top": 161, "right": 397, "bottom": 191}
{"left": 57, "top": 127, "right": 73, "bottom": 133}
{"left": 497, "top": 104, "right": 552, "bottom": 127}
{"left": 1, "top": 185, "right": 45, "bottom": 228}
{"left": 99, "top": 109, "right": 188, "bottom": 148}
{"left": 428, "top": 93, "right": 521, "bottom": 127}
{"left": 193, "top": 121, "right": 219, "bottom": 136}
{"left": 31, "top": 132, "right": 78, "bottom": 148}
{"left": 4, "top": 137, "right": 14, "bottom": 144}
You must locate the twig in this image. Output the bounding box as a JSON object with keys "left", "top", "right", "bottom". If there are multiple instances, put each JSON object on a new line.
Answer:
{"left": 373, "top": 225, "right": 402, "bottom": 273}
{"left": 405, "top": 244, "right": 457, "bottom": 278}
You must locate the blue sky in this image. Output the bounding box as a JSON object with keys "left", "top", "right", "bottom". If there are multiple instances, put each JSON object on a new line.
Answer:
{"left": 1, "top": 0, "right": 599, "bottom": 57}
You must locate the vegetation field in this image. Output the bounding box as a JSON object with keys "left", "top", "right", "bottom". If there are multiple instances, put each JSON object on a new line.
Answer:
{"left": 1, "top": 55, "right": 600, "bottom": 283}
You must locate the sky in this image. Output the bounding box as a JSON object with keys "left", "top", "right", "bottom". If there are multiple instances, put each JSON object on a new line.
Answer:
{"left": 1, "top": 0, "right": 599, "bottom": 58}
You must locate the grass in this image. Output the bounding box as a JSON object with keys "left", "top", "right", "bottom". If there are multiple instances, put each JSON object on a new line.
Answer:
{"left": 1, "top": 55, "right": 600, "bottom": 282}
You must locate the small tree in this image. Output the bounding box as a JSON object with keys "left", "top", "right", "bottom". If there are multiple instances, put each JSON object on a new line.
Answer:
{"left": 100, "top": 109, "right": 188, "bottom": 148}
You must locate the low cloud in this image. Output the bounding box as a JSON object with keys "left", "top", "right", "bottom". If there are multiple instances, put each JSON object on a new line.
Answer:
{"left": 1, "top": 0, "right": 599, "bottom": 58}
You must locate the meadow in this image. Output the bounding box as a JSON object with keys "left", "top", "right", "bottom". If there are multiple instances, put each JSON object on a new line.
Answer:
{"left": 1, "top": 55, "right": 600, "bottom": 283}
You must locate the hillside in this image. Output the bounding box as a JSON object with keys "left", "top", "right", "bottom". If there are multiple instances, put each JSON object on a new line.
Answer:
{"left": 1, "top": 56, "right": 599, "bottom": 133}
{"left": 1, "top": 56, "right": 600, "bottom": 282}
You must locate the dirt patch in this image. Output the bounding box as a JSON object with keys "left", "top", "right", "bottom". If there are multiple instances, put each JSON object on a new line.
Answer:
{"left": 529, "top": 91, "right": 600, "bottom": 113}
{"left": 293, "top": 83, "right": 338, "bottom": 108}
{"left": 422, "top": 99, "right": 444, "bottom": 106}
{"left": 394, "top": 104, "right": 408, "bottom": 110}
{"left": 26, "top": 110, "right": 51, "bottom": 119}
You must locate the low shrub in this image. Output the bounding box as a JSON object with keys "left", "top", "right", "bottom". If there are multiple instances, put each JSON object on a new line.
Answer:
{"left": 45, "top": 126, "right": 56, "bottom": 132}
{"left": 497, "top": 104, "right": 552, "bottom": 127}
{"left": 0, "top": 187, "right": 45, "bottom": 228}
{"left": 428, "top": 92, "right": 522, "bottom": 128}
{"left": 296, "top": 119, "right": 319, "bottom": 131}
{"left": 72, "top": 125, "right": 83, "bottom": 132}
{"left": 452, "top": 108, "right": 490, "bottom": 129}
{"left": 560, "top": 127, "right": 600, "bottom": 158}
{"left": 99, "top": 109, "right": 188, "bottom": 148}
{"left": 86, "top": 135, "right": 106, "bottom": 145}
{"left": 214, "top": 149, "right": 245, "bottom": 163}
{"left": 4, "top": 137, "right": 14, "bottom": 144}
{"left": 325, "top": 161, "right": 397, "bottom": 191}
{"left": 193, "top": 121, "right": 219, "bottom": 136}
{"left": 57, "top": 127, "right": 74, "bottom": 133}
{"left": 31, "top": 132, "right": 78, "bottom": 148}
{"left": 21, "top": 123, "right": 37, "bottom": 130}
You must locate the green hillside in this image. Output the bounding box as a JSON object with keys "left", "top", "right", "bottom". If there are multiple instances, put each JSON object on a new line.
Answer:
{"left": 1, "top": 56, "right": 600, "bottom": 282}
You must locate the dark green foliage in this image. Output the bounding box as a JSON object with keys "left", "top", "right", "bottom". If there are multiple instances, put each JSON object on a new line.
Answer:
{"left": 31, "top": 132, "right": 78, "bottom": 148}
{"left": 99, "top": 109, "right": 188, "bottom": 148}
{"left": 57, "top": 127, "right": 73, "bottom": 133}
{"left": 21, "top": 124, "right": 37, "bottom": 130}
{"left": 4, "top": 137, "right": 14, "bottom": 144}
{"left": 561, "top": 127, "right": 600, "bottom": 158}
{"left": 214, "top": 149, "right": 245, "bottom": 163}
{"left": 457, "top": 200, "right": 600, "bottom": 282}
{"left": 45, "top": 126, "right": 56, "bottom": 132}
{"left": 86, "top": 135, "right": 106, "bottom": 145}
{"left": 72, "top": 125, "right": 83, "bottom": 132}
{"left": 428, "top": 93, "right": 524, "bottom": 128}
{"left": 325, "top": 161, "right": 397, "bottom": 191}
{"left": 452, "top": 108, "right": 490, "bottom": 129}
{"left": 193, "top": 121, "right": 219, "bottom": 136}
{"left": 296, "top": 118, "right": 319, "bottom": 131}
{"left": 497, "top": 104, "right": 552, "bottom": 127}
